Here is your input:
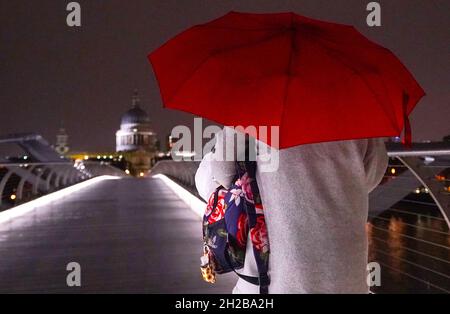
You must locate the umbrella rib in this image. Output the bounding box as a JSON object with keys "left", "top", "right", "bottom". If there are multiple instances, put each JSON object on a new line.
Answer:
{"left": 166, "top": 29, "right": 290, "bottom": 105}
{"left": 307, "top": 35, "right": 399, "bottom": 132}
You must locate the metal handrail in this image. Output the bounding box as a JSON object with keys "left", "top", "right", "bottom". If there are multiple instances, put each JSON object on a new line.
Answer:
{"left": 386, "top": 142, "right": 450, "bottom": 157}
{"left": 0, "top": 161, "right": 124, "bottom": 210}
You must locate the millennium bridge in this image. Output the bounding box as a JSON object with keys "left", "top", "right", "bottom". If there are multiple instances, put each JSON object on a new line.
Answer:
{"left": 0, "top": 134, "right": 449, "bottom": 293}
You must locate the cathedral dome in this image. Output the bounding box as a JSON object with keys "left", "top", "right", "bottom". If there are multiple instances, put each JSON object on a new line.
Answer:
{"left": 120, "top": 90, "right": 150, "bottom": 125}
{"left": 116, "top": 89, "right": 157, "bottom": 156}
{"left": 121, "top": 106, "right": 150, "bottom": 125}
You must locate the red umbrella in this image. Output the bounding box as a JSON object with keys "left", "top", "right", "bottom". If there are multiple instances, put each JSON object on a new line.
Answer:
{"left": 148, "top": 11, "right": 424, "bottom": 149}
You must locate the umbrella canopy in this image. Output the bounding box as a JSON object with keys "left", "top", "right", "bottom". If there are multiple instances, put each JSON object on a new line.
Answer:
{"left": 149, "top": 11, "right": 425, "bottom": 149}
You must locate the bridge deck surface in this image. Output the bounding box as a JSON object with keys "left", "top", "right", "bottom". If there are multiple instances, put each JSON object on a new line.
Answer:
{"left": 0, "top": 177, "right": 236, "bottom": 293}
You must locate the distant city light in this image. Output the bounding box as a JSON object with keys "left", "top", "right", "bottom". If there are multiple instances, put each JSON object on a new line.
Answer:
{"left": 119, "top": 155, "right": 123, "bottom": 159}
{"left": 97, "top": 156, "right": 101, "bottom": 159}
{"left": 84, "top": 155, "right": 89, "bottom": 160}
{"left": 109, "top": 155, "right": 113, "bottom": 159}
{"left": 436, "top": 175, "right": 445, "bottom": 181}
{"left": 139, "top": 172, "right": 145, "bottom": 177}
{"left": 424, "top": 188, "right": 429, "bottom": 193}
{"left": 103, "top": 155, "right": 107, "bottom": 159}
{"left": 415, "top": 188, "right": 421, "bottom": 194}
{"left": 133, "top": 128, "right": 138, "bottom": 132}
{"left": 125, "top": 169, "right": 130, "bottom": 175}
{"left": 391, "top": 136, "right": 401, "bottom": 143}
{"left": 23, "top": 156, "right": 28, "bottom": 160}
{"left": 390, "top": 168, "right": 396, "bottom": 175}
{"left": 10, "top": 194, "right": 16, "bottom": 200}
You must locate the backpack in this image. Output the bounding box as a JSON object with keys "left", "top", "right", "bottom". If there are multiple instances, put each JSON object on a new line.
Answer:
{"left": 200, "top": 159, "right": 270, "bottom": 294}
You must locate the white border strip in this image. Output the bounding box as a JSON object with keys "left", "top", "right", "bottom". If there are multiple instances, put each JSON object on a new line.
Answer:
{"left": 0, "top": 175, "right": 120, "bottom": 224}
{"left": 153, "top": 174, "right": 205, "bottom": 218}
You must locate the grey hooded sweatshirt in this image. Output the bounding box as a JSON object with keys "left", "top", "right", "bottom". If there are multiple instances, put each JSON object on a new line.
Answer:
{"left": 195, "top": 127, "right": 388, "bottom": 293}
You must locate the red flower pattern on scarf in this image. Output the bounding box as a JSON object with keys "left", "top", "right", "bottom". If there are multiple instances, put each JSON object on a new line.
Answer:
{"left": 250, "top": 216, "right": 269, "bottom": 253}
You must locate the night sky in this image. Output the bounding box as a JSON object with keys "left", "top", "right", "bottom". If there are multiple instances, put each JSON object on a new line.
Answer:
{"left": 1, "top": 0, "right": 449, "bottom": 152}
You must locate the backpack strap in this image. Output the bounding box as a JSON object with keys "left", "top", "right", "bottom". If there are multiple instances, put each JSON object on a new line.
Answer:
{"left": 223, "top": 249, "right": 262, "bottom": 286}
{"left": 241, "top": 159, "right": 270, "bottom": 294}
{"left": 228, "top": 133, "right": 269, "bottom": 293}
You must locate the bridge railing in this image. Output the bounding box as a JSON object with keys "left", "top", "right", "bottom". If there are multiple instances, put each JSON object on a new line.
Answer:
{"left": 151, "top": 159, "right": 201, "bottom": 197}
{"left": 0, "top": 161, "right": 124, "bottom": 211}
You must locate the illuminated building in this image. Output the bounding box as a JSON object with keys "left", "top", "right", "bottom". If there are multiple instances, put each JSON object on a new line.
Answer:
{"left": 115, "top": 90, "right": 158, "bottom": 176}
